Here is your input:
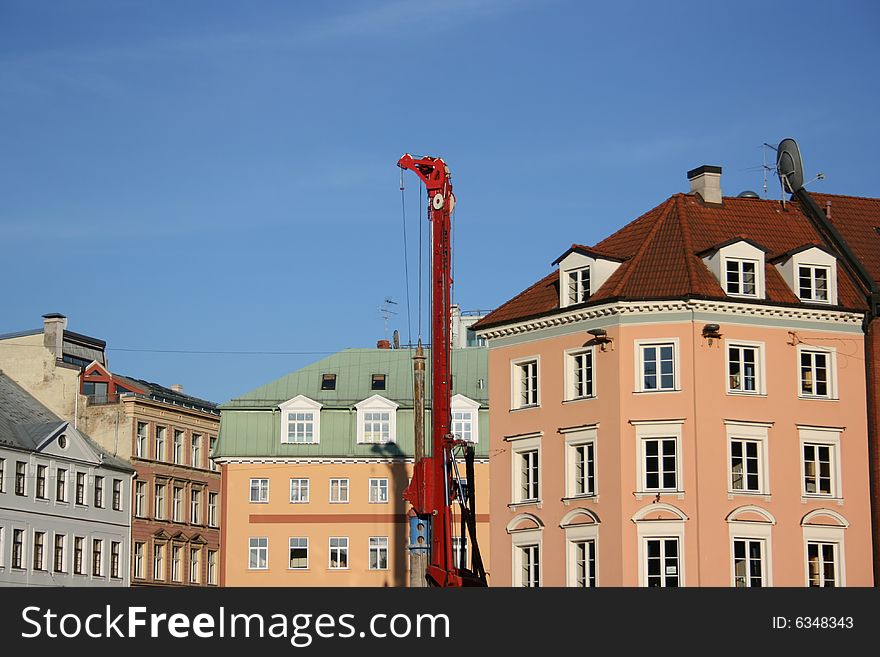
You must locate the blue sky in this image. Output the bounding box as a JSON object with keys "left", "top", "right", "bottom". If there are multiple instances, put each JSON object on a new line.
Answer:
{"left": 1, "top": 0, "right": 878, "bottom": 403}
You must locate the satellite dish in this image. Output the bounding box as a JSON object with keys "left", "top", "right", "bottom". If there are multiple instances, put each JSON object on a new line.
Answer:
{"left": 776, "top": 138, "right": 804, "bottom": 193}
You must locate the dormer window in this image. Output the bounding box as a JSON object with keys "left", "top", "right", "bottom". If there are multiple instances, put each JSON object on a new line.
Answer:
{"left": 798, "top": 266, "right": 830, "bottom": 303}
{"left": 371, "top": 374, "right": 387, "bottom": 391}
{"left": 321, "top": 374, "right": 337, "bottom": 391}
{"left": 725, "top": 259, "right": 758, "bottom": 297}
{"left": 355, "top": 395, "right": 399, "bottom": 445}
{"left": 278, "top": 395, "right": 322, "bottom": 445}
{"left": 567, "top": 267, "right": 590, "bottom": 305}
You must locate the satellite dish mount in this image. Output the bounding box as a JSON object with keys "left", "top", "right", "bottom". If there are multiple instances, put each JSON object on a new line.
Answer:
{"left": 776, "top": 138, "right": 804, "bottom": 200}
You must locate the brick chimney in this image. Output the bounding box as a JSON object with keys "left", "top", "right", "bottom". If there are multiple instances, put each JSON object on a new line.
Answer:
{"left": 171, "top": 384, "right": 184, "bottom": 393}
{"left": 687, "top": 165, "right": 723, "bottom": 205}
{"left": 42, "top": 313, "right": 67, "bottom": 359}
{"left": 376, "top": 339, "right": 391, "bottom": 349}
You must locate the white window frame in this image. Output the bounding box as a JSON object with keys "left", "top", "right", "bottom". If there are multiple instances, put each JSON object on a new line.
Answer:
{"left": 33, "top": 530, "right": 46, "bottom": 571}
{"left": 134, "top": 481, "right": 146, "bottom": 518}
{"left": 724, "top": 257, "right": 759, "bottom": 298}
{"left": 803, "top": 520, "right": 846, "bottom": 587}
{"left": 564, "top": 347, "right": 597, "bottom": 401}
{"left": 133, "top": 542, "right": 144, "bottom": 579}
{"left": 634, "top": 506, "right": 686, "bottom": 587}
{"left": 208, "top": 491, "right": 218, "bottom": 527}
{"left": 566, "top": 266, "right": 591, "bottom": 305}
{"left": 633, "top": 420, "right": 684, "bottom": 495}
{"left": 155, "top": 426, "right": 166, "bottom": 462}
{"left": 562, "top": 425, "right": 598, "bottom": 499}
{"left": 329, "top": 536, "right": 349, "bottom": 570}
{"left": 450, "top": 394, "right": 480, "bottom": 443}
{"left": 289, "top": 478, "right": 310, "bottom": 504}
{"left": 355, "top": 395, "right": 398, "bottom": 445}
{"left": 207, "top": 550, "right": 218, "bottom": 585}
{"left": 248, "top": 537, "right": 268, "bottom": 571}
{"left": 154, "top": 482, "right": 166, "bottom": 520}
{"left": 171, "top": 545, "right": 182, "bottom": 582}
{"left": 508, "top": 433, "right": 542, "bottom": 505}
{"left": 511, "top": 357, "right": 540, "bottom": 409}
{"left": 288, "top": 537, "right": 308, "bottom": 570}
{"left": 279, "top": 395, "right": 322, "bottom": 445}
{"left": 634, "top": 339, "right": 679, "bottom": 393}
{"left": 172, "top": 486, "right": 183, "bottom": 522}
{"left": 330, "top": 478, "right": 349, "bottom": 504}
{"left": 797, "top": 346, "right": 837, "bottom": 400}
{"left": 249, "top": 478, "right": 269, "bottom": 504}
{"left": 452, "top": 535, "right": 469, "bottom": 569}
{"left": 190, "top": 488, "right": 202, "bottom": 524}
{"left": 368, "top": 536, "right": 389, "bottom": 571}
{"left": 725, "top": 340, "right": 766, "bottom": 395}
{"left": 798, "top": 426, "right": 843, "bottom": 500}
{"left": 369, "top": 478, "right": 389, "bottom": 504}
{"left": 136, "top": 423, "right": 148, "bottom": 458}
{"left": 189, "top": 546, "right": 200, "bottom": 584}
{"left": 562, "top": 515, "right": 599, "bottom": 587}
{"left": 173, "top": 430, "right": 184, "bottom": 465}
{"left": 153, "top": 543, "right": 165, "bottom": 580}
{"left": 191, "top": 434, "right": 202, "bottom": 468}
{"left": 510, "top": 528, "right": 542, "bottom": 587}
{"left": 725, "top": 421, "right": 772, "bottom": 496}
{"left": 798, "top": 264, "right": 832, "bottom": 304}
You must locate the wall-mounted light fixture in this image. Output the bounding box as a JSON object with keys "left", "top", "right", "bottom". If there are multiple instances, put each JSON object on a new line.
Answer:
{"left": 587, "top": 328, "right": 614, "bottom": 351}
{"left": 702, "top": 323, "right": 722, "bottom": 345}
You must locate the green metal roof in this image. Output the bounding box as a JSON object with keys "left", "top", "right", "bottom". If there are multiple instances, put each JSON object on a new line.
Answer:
{"left": 215, "top": 348, "right": 489, "bottom": 459}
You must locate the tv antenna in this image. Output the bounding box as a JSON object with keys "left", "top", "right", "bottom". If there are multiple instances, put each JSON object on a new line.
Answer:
{"left": 378, "top": 298, "right": 398, "bottom": 339}
{"left": 760, "top": 139, "right": 824, "bottom": 205}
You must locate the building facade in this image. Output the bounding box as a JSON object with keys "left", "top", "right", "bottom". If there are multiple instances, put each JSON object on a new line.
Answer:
{"left": 214, "top": 347, "right": 490, "bottom": 587}
{"left": 473, "top": 166, "right": 874, "bottom": 587}
{"left": 0, "top": 373, "right": 134, "bottom": 586}
{"left": 0, "top": 314, "right": 221, "bottom": 587}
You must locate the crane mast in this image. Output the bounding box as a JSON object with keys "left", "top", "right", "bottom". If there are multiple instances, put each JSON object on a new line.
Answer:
{"left": 398, "top": 153, "right": 487, "bottom": 587}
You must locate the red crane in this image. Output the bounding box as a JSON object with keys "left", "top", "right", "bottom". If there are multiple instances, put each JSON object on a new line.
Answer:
{"left": 398, "top": 154, "right": 487, "bottom": 587}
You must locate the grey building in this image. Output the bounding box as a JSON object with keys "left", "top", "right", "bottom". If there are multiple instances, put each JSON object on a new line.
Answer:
{"left": 0, "top": 372, "right": 134, "bottom": 586}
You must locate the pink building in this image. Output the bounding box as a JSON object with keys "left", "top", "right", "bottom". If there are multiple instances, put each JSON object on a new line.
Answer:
{"left": 473, "top": 166, "right": 874, "bottom": 587}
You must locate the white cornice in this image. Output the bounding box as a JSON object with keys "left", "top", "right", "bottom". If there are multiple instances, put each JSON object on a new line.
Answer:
{"left": 476, "top": 299, "right": 865, "bottom": 340}
{"left": 212, "top": 457, "right": 490, "bottom": 465}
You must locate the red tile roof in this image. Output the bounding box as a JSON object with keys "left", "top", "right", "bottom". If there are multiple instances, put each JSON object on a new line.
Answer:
{"left": 812, "top": 193, "right": 880, "bottom": 284}
{"left": 475, "top": 192, "right": 871, "bottom": 330}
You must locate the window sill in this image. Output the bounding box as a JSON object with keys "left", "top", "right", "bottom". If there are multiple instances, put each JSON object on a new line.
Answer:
{"left": 562, "top": 495, "right": 598, "bottom": 505}
{"left": 726, "top": 391, "right": 767, "bottom": 398}
{"left": 328, "top": 568, "right": 350, "bottom": 572}
{"left": 508, "top": 500, "right": 542, "bottom": 510}
{"left": 510, "top": 405, "right": 540, "bottom": 412}
{"left": 634, "top": 491, "right": 684, "bottom": 500}
{"left": 801, "top": 495, "right": 844, "bottom": 505}
{"left": 632, "top": 389, "right": 681, "bottom": 395}
{"left": 562, "top": 396, "right": 596, "bottom": 405}
{"left": 727, "top": 492, "right": 771, "bottom": 501}
{"left": 797, "top": 396, "right": 839, "bottom": 402}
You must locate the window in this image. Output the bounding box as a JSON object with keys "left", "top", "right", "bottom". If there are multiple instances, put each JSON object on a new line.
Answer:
{"left": 55, "top": 468, "right": 67, "bottom": 502}
{"left": 452, "top": 536, "right": 469, "bottom": 569}
{"left": 155, "top": 426, "right": 166, "bottom": 461}
{"left": 173, "top": 430, "right": 184, "bottom": 464}
{"left": 191, "top": 488, "right": 202, "bottom": 524}
{"left": 285, "top": 412, "right": 316, "bottom": 444}
{"left": 173, "top": 486, "right": 183, "bottom": 522}
{"left": 730, "top": 438, "right": 762, "bottom": 493}
{"left": 369, "top": 478, "right": 388, "bottom": 504}
{"left": 329, "top": 537, "right": 349, "bottom": 569}
{"left": 567, "top": 266, "right": 590, "bottom": 305}
{"left": 250, "top": 478, "right": 269, "bottom": 503}
{"left": 513, "top": 359, "right": 539, "bottom": 408}
{"left": 208, "top": 492, "right": 218, "bottom": 527}
{"left": 171, "top": 545, "right": 182, "bottom": 581}
{"left": 189, "top": 547, "right": 200, "bottom": 583}
{"left": 249, "top": 537, "right": 268, "bottom": 570}
{"left": 136, "top": 422, "right": 148, "bottom": 457}
{"left": 807, "top": 542, "right": 838, "bottom": 587}
{"left": 289, "top": 538, "right": 308, "bottom": 569}
{"left": 569, "top": 441, "right": 596, "bottom": 498}
{"left": 0, "top": 457, "right": 5, "bottom": 493}
{"left": 321, "top": 373, "right": 337, "bottom": 390}
{"left": 53, "top": 534, "right": 65, "bottom": 573}
{"left": 73, "top": 537, "right": 84, "bottom": 574}
{"left": 13, "top": 529, "right": 24, "bottom": 569}
{"left": 637, "top": 342, "right": 676, "bottom": 392}
{"left": 798, "top": 265, "right": 830, "bottom": 303}
{"left": 642, "top": 439, "right": 677, "bottom": 491}
{"left": 566, "top": 348, "right": 595, "bottom": 400}
{"left": 207, "top": 550, "right": 218, "bottom": 585}
{"left": 509, "top": 434, "right": 541, "bottom": 504}
{"left": 154, "top": 544, "right": 165, "bottom": 580}
{"left": 15, "top": 462, "right": 26, "bottom": 496}
{"left": 573, "top": 539, "right": 597, "bottom": 587}
{"left": 799, "top": 348, "right": 835, "bottom": 399}
{"left": 355, "top": 395, "right": 398, "bottom": 444}
{"left": 330, "top": 478, "right": 349, "bottom": 503}
{"left": 33, "top": 531, "right": 45, "bottom": 571}
{"left": 36, "top": 465, "right": 47, "bottom": 499}
{"left": 733, "top": 538, "right": 765, "bottom": 587}
{"left": 369, "top": 536, "right": 389, "bottom": 570}
{"left": 725, "top": 259, "right": 758, "bottom": 297}
{"left": 518, "top": 544, "right": 540, "bottom": 587}
{"left": 76, "top": 472, "right": 86, "bottom": 505}
{"left": 371, "top": 374, "right": 387, "bottom": 390}
{"left": 191, "top": 434, "right": 202, "bottom": 468}
{"left": 727, "top": 343, "right": 763, "bottom": 394}
{"left": 94, "top": 475, "right": 104, "bottom": 507}
{"left": 111, "top": 542, "right": 121, "bottom": 579}
{"left": 209, "top": 437, "right": 218, "bottom": 471}
{"left": 451, "top": 410, "right": 474, "bottom": 443}
{"left": 286, "top": 478, "right": 308, "bottom": 504}
{"left": 134, "top": 542, "right": 144, "bottom": 579}
{"left": 112, "top": 479, "right": 122, "bottom": 510}
{"left": 155, "top": 483, "right": 166, "bottom": 519}
{"left": 92, "top": 539, "right": 103, "bottom": 577}
{"left": 135, "top": 481, "right": 146, "bottom": 517}
{"left": 644, "top": 537, "right": 679, "bottom": 587}
{"left": 803, "top": 444, "right": 833, "bottom": 495}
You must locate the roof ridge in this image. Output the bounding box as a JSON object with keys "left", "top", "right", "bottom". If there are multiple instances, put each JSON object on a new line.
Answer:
{"left": 608, "top": 197, "right": 675, "bottom": 297}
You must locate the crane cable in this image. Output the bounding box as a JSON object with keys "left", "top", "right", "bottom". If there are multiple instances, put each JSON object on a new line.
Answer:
{"left": 399, "top": 168, "right": 414, "bottom": 350}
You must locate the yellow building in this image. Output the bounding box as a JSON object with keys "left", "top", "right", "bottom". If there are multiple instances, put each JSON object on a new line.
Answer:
{"left": 214, "top": 347, "right": 489, "bottom": 586}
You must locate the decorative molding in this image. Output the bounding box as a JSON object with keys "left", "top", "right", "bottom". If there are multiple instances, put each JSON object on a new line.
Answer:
{"left": 476, "top": 299, "right": 865, "bottom": 340}
{"left": 213, "top": 456, "right": 489, "bottom": 465}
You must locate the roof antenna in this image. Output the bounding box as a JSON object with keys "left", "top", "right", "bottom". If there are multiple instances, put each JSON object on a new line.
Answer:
{"left": 378, "top": 298, "right": 398, "bottom": 340}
